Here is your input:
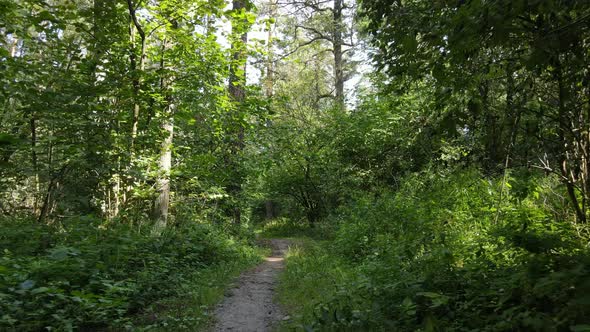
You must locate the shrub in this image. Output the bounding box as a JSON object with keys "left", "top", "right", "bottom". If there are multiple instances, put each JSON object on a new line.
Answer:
{"left": 281, "top": 168, "right": 590, "bottom": 331}
{"left": 0, "top": 217, "right": 260, "bottom": 331}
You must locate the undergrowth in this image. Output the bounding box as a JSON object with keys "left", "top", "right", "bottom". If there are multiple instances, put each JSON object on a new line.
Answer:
{"left": 131, "top": 259, "right": 255, "bottom": 331}
{"left": 277, "top": 240, "right": 360, "bottom": 332}
{"left": 257, "top": 217, "right": 335, "bottom": 240}
{"left": 0, "top": 217, "right": 261, "bottom": 331}
{"left": 277, "top": 168, "right": 590, "bottom": 331}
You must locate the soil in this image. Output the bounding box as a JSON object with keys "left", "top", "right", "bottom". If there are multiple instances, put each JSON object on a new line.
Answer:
{"left": 211, "top": 239, "right": 291, "bottom": 332}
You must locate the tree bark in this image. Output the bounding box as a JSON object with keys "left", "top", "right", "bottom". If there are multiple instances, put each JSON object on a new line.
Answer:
{"left": 126, "top": 0, "right": 146, "bottom": 153}
{"left": 227, "top": 0, "right": 249, "bottom": 224}
{"left": 265, "top": 200, "right": 274, "bottom": 219}
{"left": 264, "top": 0, "right": 276, "bottom": 98}
{"left": 229, "top": 0, "right": 248, "bottom": 112}
{"left": 152, "top": 117, "right": 174, "bottom": 233}
{"left": 9, "top": 36, "right": 18, "bottom": 57}
{"left": 152, "top": 38, "right": 175, "bottom": 233}
{"left": 30, "top": 114, "right": 39, "bottom": 216}
{"left": 479, "top": 80, "right": 499, "bottom": 170}
{"left": 333, "top": 0, "right": 344, "bottom": 108}
{"left": 557, "top": 64, "right": 586, "bottom": 223}
{"left": 38, "top": 165, "right": 67, "bottom": 223}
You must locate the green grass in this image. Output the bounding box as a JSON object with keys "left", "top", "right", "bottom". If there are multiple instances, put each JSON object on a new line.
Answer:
{"left": 275, "top": 238, "right": 359, "bottom": 331}
{"left": 131, "top": 254, "right": 264, "bottom": 331}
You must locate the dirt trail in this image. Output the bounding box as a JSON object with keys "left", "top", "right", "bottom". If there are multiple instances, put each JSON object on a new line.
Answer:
{"left": 211, "top": 239, "right": 290, "bottom": 332}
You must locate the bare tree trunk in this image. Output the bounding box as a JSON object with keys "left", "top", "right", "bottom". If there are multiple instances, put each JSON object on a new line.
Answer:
{"left": 265, "top": 200, "right": 274, "bottom": 219}
{"left": 314, "top": 57, "right": 322, "bottom": 109}
{"left": 227, "top": 0, "right": 249, "bottom": 224}
{"left": 229, "top": 0, "right": 248, "bottom": 113}
{"left": 333, "top": 0, "right": 344, "bottom": 108}
{"left": 479, "top": 80, "right": 499, "bottom": 169}
{"left": 495, "top": 63, "right": 522, "bottom": 223}
{"left": 503, "top": 61, "right": 518, "bottom": 168}
{"left": 262, "top": 3, "right": 276, "bottom": 219}
{"left": 38, "top": 165, "right": 67, "bottom": 223}
{"left": 9, "top": 37, "right": 18, "bottom": 57}
{"left": 126, "top": 0, "right": 146, "bottom": 153}
{"left": 557, "top": 64, "right": 586, "bottom": 223}
{"left": 229, "top": 1, "right": 247, "bottom": 76}
{"left": 30, "top": 114, "right": 39, "bottom": 216}
{"left": 152, "top": 38, "right": 175, "bottom": 233}
{"left": 583, "top": 69, "right": 590, "bottom": 218}
{"left": 264, "top": 0, "right": 276, "bottom": 98}
{"left": 152, "top": 116, "right": 174, "bottom": 233}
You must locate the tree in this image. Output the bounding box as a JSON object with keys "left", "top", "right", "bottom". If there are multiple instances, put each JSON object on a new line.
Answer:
{"left": 0, "top": 0, "right": 235, "bottom": 227}
{"left": 226, "top": 0, "right": 254, "bottom": 224}
{"left": 126, "top": 0, "right": 146, "bottom": 154}
{"left": 276, "top": 0, "right": 356, "bottom": 109}
{"left": 360, "top": 0, "right": 590, "bottom": 222}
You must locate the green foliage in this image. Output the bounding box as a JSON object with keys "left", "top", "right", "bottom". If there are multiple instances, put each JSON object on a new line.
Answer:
{"left": 132, "top": 258, "right": 258, "bottom": 331}
{"left": 278, "top": 169, "right": 590, "bottom": 331}
{"left": 277, "top": 240, "right": 363, "bottom": 331}
{"left": 249, "top": 105, "right": 349, "bottom": 224}
{"left": 2, "top": 0, "right": 590, "bottom": 330}
{"left": 0, "top": 217, "right": 260, "bottom": 331}
{"left": 359, "top": 0, "right": 590, "bottom": 219}
{"left": 257, "top": 217, "right": 335, "bottom": 240}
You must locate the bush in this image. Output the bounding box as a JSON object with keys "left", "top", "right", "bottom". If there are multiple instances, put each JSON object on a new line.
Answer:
{"left": 280, "top": 168, "right": 590, "bottom": 331}
{"left": 258, "top": 217, "right": 336, "bottom": 239}
{"left": 0, "top": 216, "right": 260, "bottom": 331}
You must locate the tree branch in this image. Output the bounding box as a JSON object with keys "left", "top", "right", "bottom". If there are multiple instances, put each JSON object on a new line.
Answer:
{"left": 295, "top": 24, "right": 332, "bottom": 42}
{"left": 278, "top": 0, "right": 334, "bottom": 13}
{"left": 126, "top": 0, "right": 146, "bottom": 39}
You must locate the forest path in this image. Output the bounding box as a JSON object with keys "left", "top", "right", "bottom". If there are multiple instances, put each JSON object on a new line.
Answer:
{"left": 211, "top": 238, "right": 290, "bottom": 332}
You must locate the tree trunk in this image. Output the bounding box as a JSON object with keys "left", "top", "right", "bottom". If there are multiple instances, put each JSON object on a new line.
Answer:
{"left": 333, "top": 0, "right": 344, "bottom": 108}
{"left": 503, "top": 61, "right": 520, "bottom": 169}
{"left": 265, "top": 200, "right": 274, "bottom": 219}
{"left": 264, "top": 0, "right": 276, "bottom": 98}
{"left": 479, "top": 80, "right": 499, "bottom": 170}
{"left": 557, "top": 64, "right": 586, "bottom": 223}
{"left": 583, "top": 69, "right": 590, "bottom": 219}
{"left": 38, "top": 165, "right": 67, "bottom": 223}
{"left": 227, "top": 0, "right": 249, "bottom": 224}
{"left": 229, "top": 0, "right": 248, "bottom": 114}
{"left": 152, "top": 38, "right": 175, "bottom": 233}
{"left": 30, "top": 114, "right": 39, "bottom": 216}
{"left": 126, "top": 0, "right": 146, "bottom": 153}
{"left": 9, "top": 36, "right": 18, "bottom": 57}
{"left": 152, "top": 116, "right": 174, "bottom": 233}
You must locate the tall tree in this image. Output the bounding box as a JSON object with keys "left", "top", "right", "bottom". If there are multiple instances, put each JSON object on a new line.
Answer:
{"left": 152, "top": 36, "right": 174, "bottom": 232}
{"left": 126, "top": 0, "right": 146, "bottom": 153}
{"left": 280, "top": 0, "right": 356, "bottom": 109}
{"left": 226, "top": 0, "right": 252, "bottom": 223}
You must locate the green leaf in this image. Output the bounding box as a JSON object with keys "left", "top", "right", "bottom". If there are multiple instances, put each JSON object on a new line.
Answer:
{"left": 416, "top": 292, "right": 442, "bottom": 298}
{"left": 0, "top": 133, "right": 19, "bottom": 145}
{"left": 31, "top": 287, "right": 50, "bottom": 295}
{"left": 402, "top": 34, "right": 418, "bottom": 53}
{"left": 48, "top": 247, "right": 80, "bottom": 260}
